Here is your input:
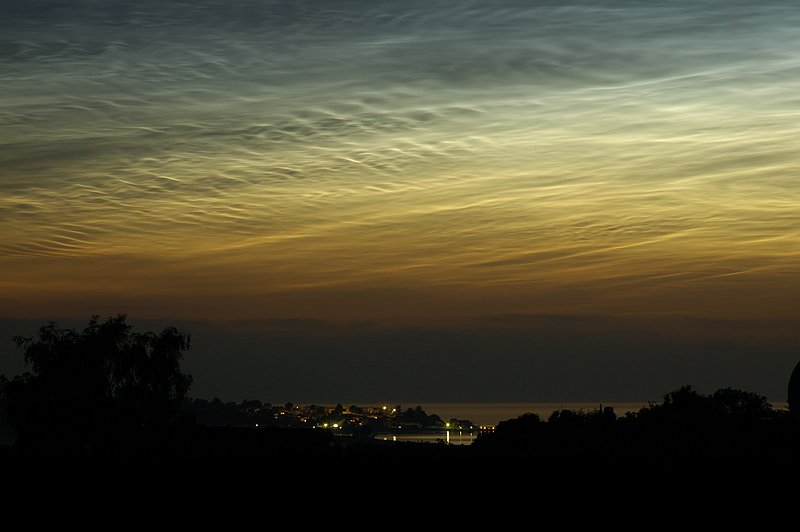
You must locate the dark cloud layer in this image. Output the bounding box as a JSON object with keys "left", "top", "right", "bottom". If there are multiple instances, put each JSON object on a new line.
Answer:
{"left": 2, "top": 315, "right": 796, "bottom": 404}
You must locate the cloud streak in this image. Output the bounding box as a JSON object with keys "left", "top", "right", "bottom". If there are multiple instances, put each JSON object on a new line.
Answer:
{"left": 1, "top": 1, "right": 799, "bottom": 323}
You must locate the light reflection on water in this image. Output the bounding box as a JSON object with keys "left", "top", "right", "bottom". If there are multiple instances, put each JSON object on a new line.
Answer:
{"left": 375, "top": 431, "right": 478, "bottom": 446}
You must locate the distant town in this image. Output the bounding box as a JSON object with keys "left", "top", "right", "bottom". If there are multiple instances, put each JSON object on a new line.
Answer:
{"left": 182, "top": 399, "right": 490, "bottom": 439}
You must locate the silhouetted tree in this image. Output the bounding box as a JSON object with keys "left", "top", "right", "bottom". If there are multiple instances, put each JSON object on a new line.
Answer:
{"left": 473, "top": 413, "right": 543, "bottom": 455}
{"left": 711, "top": 387, "right": 771, "bottom": 420}
{"left": 0, "top": 375, "right": 13, "bottom": 440}
{"left": 789, "top": 361, "right": 800, "bottom": 420}
{"left": 4, "top": 315, "right": 192, "bottom": 456}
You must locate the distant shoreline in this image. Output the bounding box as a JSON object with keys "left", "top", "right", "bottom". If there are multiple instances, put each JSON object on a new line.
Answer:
{"left": 198, "top": 401, "right": 790, "bottom": 427}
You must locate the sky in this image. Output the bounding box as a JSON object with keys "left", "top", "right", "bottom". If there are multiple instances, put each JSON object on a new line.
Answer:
{"left": 1, "top": 0, "right": 799, "bottom": 403}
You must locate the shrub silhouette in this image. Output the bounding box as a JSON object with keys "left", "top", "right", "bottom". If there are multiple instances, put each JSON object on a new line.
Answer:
{"left": 789, "top": 360, "right": 800, "bottom": 420}
{"left": 475, "top": 385, "right": 793, "bottom": 462}
{"left": 1, "top": 315, "right": 192, "bottom": 456}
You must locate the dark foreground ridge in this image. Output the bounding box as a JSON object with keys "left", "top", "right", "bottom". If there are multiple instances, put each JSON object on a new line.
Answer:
{"left": 3, "top": 315, "right": 800, "bottom": 475}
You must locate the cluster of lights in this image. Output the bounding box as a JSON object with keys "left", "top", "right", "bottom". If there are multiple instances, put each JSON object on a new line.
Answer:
{"left": 314, "top": 404, "right": 480, "bottom": 432}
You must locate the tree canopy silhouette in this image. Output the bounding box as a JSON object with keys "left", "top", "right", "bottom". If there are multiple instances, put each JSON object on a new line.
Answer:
{"left": 0, "top": 315, "right": 192, "bottom": 456}
{"left": 789, "top": 360, "right": 800, "bottom": 420}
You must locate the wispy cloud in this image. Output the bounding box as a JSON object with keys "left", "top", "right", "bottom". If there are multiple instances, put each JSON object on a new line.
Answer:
{"left": 2, "top": 1, "right": 799, "bottom": 322}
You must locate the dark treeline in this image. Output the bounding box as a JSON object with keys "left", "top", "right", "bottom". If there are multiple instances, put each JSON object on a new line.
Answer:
{"left": 473, "top": 386, "right": 800, "bottom": 463}
{"left": 2, "top": 315, "right": 800, "bottom": 468}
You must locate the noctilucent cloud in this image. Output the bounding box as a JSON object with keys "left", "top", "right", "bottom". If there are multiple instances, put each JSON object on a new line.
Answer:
{"left": 2, "top": 1, "right": 798, "bottom": 402}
